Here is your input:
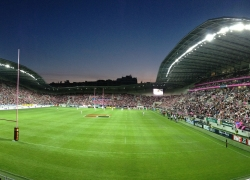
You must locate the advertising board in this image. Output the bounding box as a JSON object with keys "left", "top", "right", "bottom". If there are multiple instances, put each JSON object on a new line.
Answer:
{"left": 186, "top": 118, "right": 194, "bottom": 125}
{"left": 194, "top": 122, "right": 203, "bottom": 128}
{"left": 203, "top": 125, "right": 210, "bottom": 131}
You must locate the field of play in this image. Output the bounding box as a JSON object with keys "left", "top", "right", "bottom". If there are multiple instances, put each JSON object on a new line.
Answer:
{"left": 0, "top": 107, "right": 250, "bottom": 180}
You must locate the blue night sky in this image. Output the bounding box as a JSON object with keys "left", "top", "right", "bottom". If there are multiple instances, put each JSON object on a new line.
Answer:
{"left": 1, "top": 0, "right": 250, "bottom": 84}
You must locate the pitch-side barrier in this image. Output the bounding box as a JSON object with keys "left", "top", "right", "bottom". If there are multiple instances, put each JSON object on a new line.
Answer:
{"left": 0, "top": 105, "right": 53, "bottom": 110}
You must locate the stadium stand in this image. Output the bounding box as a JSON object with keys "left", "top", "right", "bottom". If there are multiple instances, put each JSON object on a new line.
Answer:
{"left": 1, "top": 78, "right": 250, "bottom": 132}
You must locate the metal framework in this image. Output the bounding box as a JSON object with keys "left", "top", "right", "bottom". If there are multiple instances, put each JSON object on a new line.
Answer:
{"left": 0, "top": 58, "right": 50, "bottom": 90}
{"left": 156, "top": 17, "right": 250, "bottom": 89}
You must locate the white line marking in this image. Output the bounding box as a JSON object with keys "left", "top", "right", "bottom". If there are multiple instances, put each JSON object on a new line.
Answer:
{"left": 18, "top": 141, "right": 222, "bottom": 155}
{"left": 176, "top": 141, "right": 197, "bottom": 143}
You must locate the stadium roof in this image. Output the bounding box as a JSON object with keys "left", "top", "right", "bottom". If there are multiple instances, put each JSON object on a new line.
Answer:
{"left": 156, "top": 17, "right": 250, "bottom": 89}
{"left": 0, "top": 58, "right": 50, "bottom": 90}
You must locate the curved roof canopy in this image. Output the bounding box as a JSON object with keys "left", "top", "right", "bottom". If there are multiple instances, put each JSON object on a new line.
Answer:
{"left": 156, "top": 17, "right": 250, "bottom": 89}
{"left": 0, "top": 58, "right": 50, "bottom": 90}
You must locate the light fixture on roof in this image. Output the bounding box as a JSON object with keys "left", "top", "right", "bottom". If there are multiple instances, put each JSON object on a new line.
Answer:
{"left": 230, "top": 23, "right": 244, "bottom": 31}
{"left": 218, "top": 27, "right": 229, "bottom": 34}
{"left": 165, "top": 21, "right": 250, "bottom": 79}
{"left": 205, "top": 34, "right": 215, "bottom": 42}
{"left": 245, "top": 24, "right": 250, "bottom": 30}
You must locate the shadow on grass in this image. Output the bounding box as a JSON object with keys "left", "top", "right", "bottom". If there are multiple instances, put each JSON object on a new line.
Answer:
{"left": 0, "top": 118, "right": 16, "bottom": 122}
{"left": 0, "top": 137, "right": 13, "bottom": 141}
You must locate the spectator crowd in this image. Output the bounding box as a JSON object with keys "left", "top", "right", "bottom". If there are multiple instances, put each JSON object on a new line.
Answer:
{"left": 1, "top": 75, "right": 250, "bottom": 129}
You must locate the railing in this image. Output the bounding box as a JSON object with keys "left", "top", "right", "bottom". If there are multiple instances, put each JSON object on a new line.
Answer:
{"left": 195, "top": 75, "right": 250, "bottom": 87}
{"left": 189, "top": 82, "right": 250, "bottom": 91}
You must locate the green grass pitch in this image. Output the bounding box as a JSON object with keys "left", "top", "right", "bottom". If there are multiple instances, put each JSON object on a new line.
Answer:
{"left": 0, "top": 107, "right": 250, "bottom": 180}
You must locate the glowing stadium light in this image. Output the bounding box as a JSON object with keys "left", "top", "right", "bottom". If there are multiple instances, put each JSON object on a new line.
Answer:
{"left": 186, "top": 46, "right": 194, "bottom": 53}
{"left": 245, "top": 24, "right": 250, "bottom": 30}
{"left": 218, "top": 27, "right": 229, "bottom": 34}
{"left": 230, "top": 23, "right": 244, "bottom": 31}
{"left": 20, "top": 69, "right": 37, "bottom": 80}
{"left": 205, "top": 34, "right": 215, "bottom": 42}
{"left": 0, "top": 63, "right": 37, "bottom": 80}
{"left": 0, "top": 63, "right": 14, "bottom": 69}
{"left": 165, "top": 22, "right": 250, "bottom": 78}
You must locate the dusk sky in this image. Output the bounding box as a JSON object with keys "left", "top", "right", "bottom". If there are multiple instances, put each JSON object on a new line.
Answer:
{"left": 1, "top": 0, "right": 250, "bottom": 84}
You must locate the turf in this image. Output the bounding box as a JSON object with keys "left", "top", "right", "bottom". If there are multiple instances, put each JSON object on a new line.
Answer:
{"left": 0, "top": 107, "right": 250, "bottom": 180}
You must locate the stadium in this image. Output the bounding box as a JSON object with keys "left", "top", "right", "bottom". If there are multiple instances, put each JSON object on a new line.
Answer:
{"left": 1, "top": 17, "right": 250, "bottom": 180}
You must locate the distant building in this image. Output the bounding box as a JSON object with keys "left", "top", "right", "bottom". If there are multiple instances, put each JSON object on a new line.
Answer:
{"left": 49, "top": 75, "right": 137, "bottom": 87}
{"left": 116, "top": 75, "right": 137, "bottom": 85}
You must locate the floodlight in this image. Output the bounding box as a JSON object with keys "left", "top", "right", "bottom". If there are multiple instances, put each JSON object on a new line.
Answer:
{"left": 165, "top": 21, "right": 250, "bottom": 79}
{"left": 230, "top": 23, "right": 244, "bottom": 31}
{"left": 244, "top": 24, "right": 250, "bottom": 30}
{"left": 205, "top": 34, "right": 215, "bottom": 42}
{"left": 218, "top": 27, "right": 229, "bottom": 34}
